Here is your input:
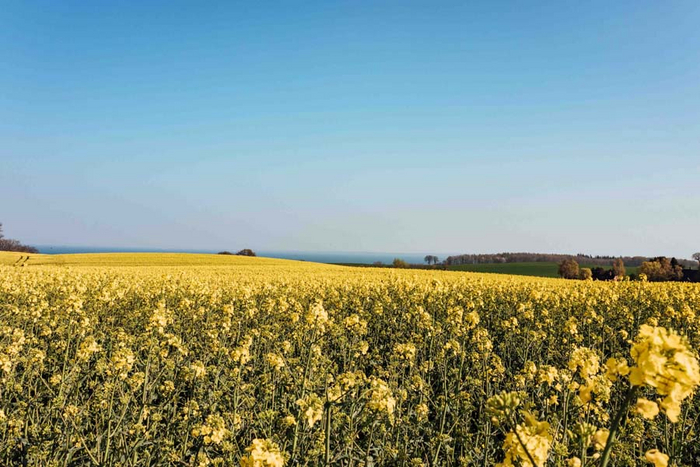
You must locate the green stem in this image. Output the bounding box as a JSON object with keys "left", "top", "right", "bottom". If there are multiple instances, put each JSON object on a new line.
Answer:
{"left": 600, "top": 385, "right": 637, "bottom": 467}
{"left": 432, "top": 362, "right": 449, "bottom": 465}
{"left": 291, "top": 330, "right": 316, "bottom": 460}
{"left": 324, "top": 402, "right": 332, "bottom": 466}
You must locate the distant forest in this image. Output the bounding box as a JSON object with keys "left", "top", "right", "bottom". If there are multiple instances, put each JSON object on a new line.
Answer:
{"left": 0, "top": 223, "right": 38, "bottom": 253}
{"left": 443, "top": 252, "right": 694, "bottom": 268}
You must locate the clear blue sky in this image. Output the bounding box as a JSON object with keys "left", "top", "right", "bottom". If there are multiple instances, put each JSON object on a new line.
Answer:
{"left": 2, "top": 1, "right": 699, "bottom": 258}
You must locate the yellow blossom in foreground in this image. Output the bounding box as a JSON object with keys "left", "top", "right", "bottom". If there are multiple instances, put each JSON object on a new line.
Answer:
{"left": 76, "top": 336, "right": 102, "bottom": 362}
{"left": 110, "top": 346, "right": 135, "bottom": 379}
{"left": 265, "top": 353, "right": 285, "bottom": 370}
{"left": 537, "top": 365, "right": 558, "bottom": 385}
{"left": 394, "top": 342, "right": 417, "bottom": 362}
{"left": 578, "top": 381, "right": 594, "bottom": 404}
{"left": 366, "top": 377, "right": 396, "bottom": 420}
{"left": 604, "top": 357, "right": 629, "bottom": 382}
{"left": 415, "top": 403, "right": 429, "bottom": 421}
{"left": 189, "top": 361, "right": 207, "bottom": 379}
{"left": 635, "top": 398, "right": 660, "bottom": 419}
{"left": 231, "top": 336, "right": 254, "bottom": 365}
{"left": 496, "top": 412, "right": 551, "bottom": 467}
{"left": 568, "top": 347, "right": 600, "bottom": 381}
{"left": 629, "top": 325, "right": 700, "bottom": 422}
{"left": 593, "top": 429, "right": 608, "bottom": 451}
{"left": 193, "top": 414, "right": 229, "bottom": 445}
{"left": 306, "top": 302, "right": 330, "bottom": 331}
{"left": 644, "top": 449, "right": 669, "bottom": 467}
{"left": 240, "top": 439, "right": 285, "bottom": 467}
{"left": 296, "top": 394, "right": 323, "bottom": 428}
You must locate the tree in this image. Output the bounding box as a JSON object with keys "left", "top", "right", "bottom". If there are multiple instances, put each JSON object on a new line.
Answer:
{"left": 392, "top": 258, "right": 409, "bottom": 268}
{"left": 558, "top": 259, "right": 580, "bottom": 279}
{"left": 638, "top": 257, "right": 683, "bottom": 282}
{"left": 236, "top": 249, "right": 256, "bottom": 257}
{"left": 693, "top": 252, "right": 700, "bottom": 270}
{"left": 638, "top": 261, "right": 664, "bottom": 281}
{"left": 612, "top": 258, "right": 626, "bottom": 278}
{"left": 579, "top": 268, "right": 592, "bottom": 280}
{"left": 0, "top": 222, "right": 38, "bottom": 253}
{"left": 591, "top": 267, "right": 608, "bottom": 281}
{"left": 424, "top": 255, "right": 439, "bottom": 265}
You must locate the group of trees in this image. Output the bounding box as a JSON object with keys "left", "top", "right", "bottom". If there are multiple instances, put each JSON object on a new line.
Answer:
{"left": 558, "top": 258, "right": 626, "bottom": 281}
{"left": 559, "top": 256, "right": 700, "bottom": 282}
{"left": 0, "top": 223, "right": 38, "bottom": 253}
{"left": 218, "top": 249, "right": 257, "bottom": 257}
{"left": 638, "top": 257, "right": 684, "bottom": 282}
{"left": 445, "top": 252, "right": 654, "bottom": 267}
{"left": 423, "top": 255, "right": 440, "bottom": 265}
{"left": 391, "top": 256, "right": 442, "bottom": 268}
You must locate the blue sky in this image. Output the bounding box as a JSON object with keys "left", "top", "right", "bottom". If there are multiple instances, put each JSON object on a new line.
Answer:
{"left": 2, "top": 1, "right": 699, "bottom": 257}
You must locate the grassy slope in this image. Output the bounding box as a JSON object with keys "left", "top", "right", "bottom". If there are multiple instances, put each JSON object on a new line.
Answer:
{"left": 447, "top": 261, "right": 638, "bottom": 278}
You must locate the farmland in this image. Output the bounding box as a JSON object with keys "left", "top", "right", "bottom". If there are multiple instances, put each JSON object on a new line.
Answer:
{"left": 0, "top": 253, "right": 698, "bottom": 466}
{"left": 446, "top": 262, "right": 639, "bottom": 278}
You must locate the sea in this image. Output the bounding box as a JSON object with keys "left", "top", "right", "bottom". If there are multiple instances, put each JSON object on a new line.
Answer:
{"left": 33, "top": 245, "right": 452, "bottom": 265}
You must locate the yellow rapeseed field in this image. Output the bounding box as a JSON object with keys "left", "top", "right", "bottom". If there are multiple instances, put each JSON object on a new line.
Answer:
{"left": 1, "top": 252, "right": 698, "bottom": 466}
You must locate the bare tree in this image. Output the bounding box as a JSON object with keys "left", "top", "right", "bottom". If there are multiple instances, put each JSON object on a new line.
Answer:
{"left": 693, "top": 252, "right": 700, "bottom": 270}
{"left": 0, "top": 222, "right": 39, "bottom": 253}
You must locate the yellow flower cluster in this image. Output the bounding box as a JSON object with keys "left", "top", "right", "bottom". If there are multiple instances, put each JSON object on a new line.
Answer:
{"left": 192, "top": 414, "right": 230, "bottom": 445}
{"left": 240, "top": 439, "right": 284, "bottom": 467}
{"left": 296, "top": 394, "right": 324, "bottom": 428}
{"left": 629, "top": 324, "right": 700, "bottom": 422}
{"left": 497, "top": 412, "right": 552, "bottom": 467}
{"left": 366, "top": 377, "right": 396, "bottom": 419}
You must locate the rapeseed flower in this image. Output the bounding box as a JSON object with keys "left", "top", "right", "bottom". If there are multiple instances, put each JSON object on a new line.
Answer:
{"left": 240, "top": 439, "right": 285, "bottom": 467}
{"left": 629, "top": 325, "right": 700, "bottom": 422}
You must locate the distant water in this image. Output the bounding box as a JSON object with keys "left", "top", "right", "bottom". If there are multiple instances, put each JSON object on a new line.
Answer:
{"left": 34, "top": 245, "right": 448, "bottom": 265}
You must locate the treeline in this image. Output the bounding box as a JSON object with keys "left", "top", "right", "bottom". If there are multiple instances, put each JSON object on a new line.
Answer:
{"left": 638, "top": 256, "right": 699, "bottom": 282}
{"left": 444, "top": 252, "right": 681, "bottom": 267}
{"left": 218, "top": 249, "right": 256, "bottom": 257}
{"left": 558, "top": 256, "right": 700, "bottom": 282}
{"left": 0, "top": 223, "right": 38, "bottom": 253}
{"left": 558, "top": 258, "right": 627, "bottom": 281}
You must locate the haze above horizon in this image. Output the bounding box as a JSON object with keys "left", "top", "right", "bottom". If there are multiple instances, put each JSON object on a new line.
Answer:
{"left": 2, "top": 1, "right": 699, "bottom": 259}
